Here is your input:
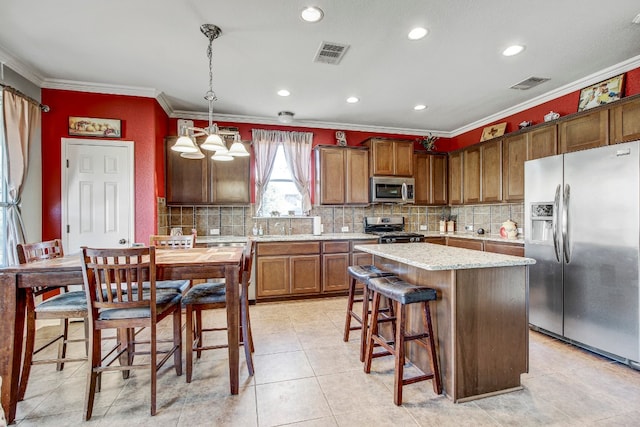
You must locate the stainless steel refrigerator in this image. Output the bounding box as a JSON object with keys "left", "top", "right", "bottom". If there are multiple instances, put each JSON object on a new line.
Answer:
{"left": 525, "top": 140, "right": 640, "bottom": 366}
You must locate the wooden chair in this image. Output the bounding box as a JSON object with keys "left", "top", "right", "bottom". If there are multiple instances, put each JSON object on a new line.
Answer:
{"left": 149, "top": 234, "right": 195, "bottom": 249}
{"left": 80, "top": 246, "right": 184, "bottom": 420}
{"left": 16, "top": 239, "right": 88, "bottom": 401}
{"left": 182, "top": 240, "right": 255, "bottom": 382}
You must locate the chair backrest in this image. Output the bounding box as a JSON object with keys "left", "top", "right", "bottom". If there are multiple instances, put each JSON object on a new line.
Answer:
{"left": 241, "top": 240, "right": 256, "bottom": 288}
{"left": 149, "top": 234, "right": 195, "bottom": 249}
{"left": 17, "top": 239, "right": 65, "bottom": 297}
{"left": 80, "top": 246, "right": 157, "bottom": 320}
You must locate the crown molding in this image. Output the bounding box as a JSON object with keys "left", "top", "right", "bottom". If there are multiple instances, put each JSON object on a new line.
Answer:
{"left": 0, "top": 45, "right": 45, "bottom": 87}
{"left": 451, "top": 54, "right": 640, "bottom": 137}
{"left": 170, "top": 110, "right": 449, "bottom": 137}
{"left": 41, "top": 78, "right": 160, "bottom": 98}
{"left": 155, "top": 92, "right": 174, "bottom": 116}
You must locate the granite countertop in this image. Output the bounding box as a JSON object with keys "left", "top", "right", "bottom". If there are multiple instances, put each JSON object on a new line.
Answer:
{"left": 424, "top": 231, "right": 525, "bottom": 244}
{"left": 197, "top": 233, "right": 375, "bottom": 244}
{"left": 353, "top": 242, "right": 535, "bottom": 271}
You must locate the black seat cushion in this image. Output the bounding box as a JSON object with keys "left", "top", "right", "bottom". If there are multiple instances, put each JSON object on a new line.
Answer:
{"left": 368, "top": 276, "right": 437, "bottom": 305}
{"left": 347, "top": 265, "right": 394, "bottom": 282}
{"left": 98, "top": 291, "right": 182, "bottom": 320}
{"left": 35, "top": 290, "right": 87, "bottom": 313}
{"left": 139, "top": 280, "right": 190, "bottom": 293}
{"left": 182, "top": 283, "right": 226, "bottom": 306}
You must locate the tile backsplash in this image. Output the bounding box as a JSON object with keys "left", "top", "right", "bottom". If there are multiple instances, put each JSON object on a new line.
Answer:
{"left": 158, "top": 199, "right": 525, "bottom": 237}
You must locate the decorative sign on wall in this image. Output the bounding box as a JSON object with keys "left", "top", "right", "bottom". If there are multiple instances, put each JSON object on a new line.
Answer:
{"left": 479, "top": 122, "right": 507, "bottom": 142}
{"left": 69, "top": 116, "right": 121, "bottom": 138}
{"left": 577, "top": 73, "right": 625, "bottom": 112}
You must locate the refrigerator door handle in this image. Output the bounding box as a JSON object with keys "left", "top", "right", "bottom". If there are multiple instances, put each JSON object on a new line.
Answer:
{"left": 563, "top": 184, "right": 571, "bottom": 263}
{"left": 552, "top": 184, "right": 561, "bottom": 262}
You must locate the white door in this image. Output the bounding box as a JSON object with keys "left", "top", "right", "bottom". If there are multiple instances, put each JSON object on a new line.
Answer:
{"left": 62, "top": 138, "right": 134, "bottom": 253}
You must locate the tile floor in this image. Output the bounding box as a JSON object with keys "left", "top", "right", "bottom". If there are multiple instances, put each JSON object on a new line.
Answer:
{"left": 12, "top": 296, "right": 640, "bottom": 426}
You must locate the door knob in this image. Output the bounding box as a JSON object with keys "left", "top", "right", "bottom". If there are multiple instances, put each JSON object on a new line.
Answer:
{"left": 119, "top": 238, "right": 127, "bottom": 245}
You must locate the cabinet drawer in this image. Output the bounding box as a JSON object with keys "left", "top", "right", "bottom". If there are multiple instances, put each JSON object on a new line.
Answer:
{"left": 425, "top": 237, "right": 446, "bottom": 245}
{"left": 323, "top": 241, "right": 350, "bottom": 253}
{"left": 257, "top": 242, "right": 320, "bottom": 256}
{"left": 447, "top": 237, "right": 484, "bottom": 251}
{"left": 484, "top": 241, "right": 524, "bottom": 256}
{"left": 351, "top": 239, "right": 379, "bottom": 251}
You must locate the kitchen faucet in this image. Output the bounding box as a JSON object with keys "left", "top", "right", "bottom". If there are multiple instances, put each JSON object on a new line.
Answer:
{"left": 274, "top": 222, "right": 287, "bottom": 235}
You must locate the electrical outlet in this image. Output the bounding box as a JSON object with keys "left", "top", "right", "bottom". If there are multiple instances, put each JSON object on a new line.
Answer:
{"left": 210, "top": 228, "right": 220, "bottom": 235}
{"left": 341, "top": 226, "right": 349, "bottom": 232}
{"left": 465, "top": 225, "right": 474, "bottom": 231}
{"left": 419, "top": 225, "right": 427, "bottom": 231}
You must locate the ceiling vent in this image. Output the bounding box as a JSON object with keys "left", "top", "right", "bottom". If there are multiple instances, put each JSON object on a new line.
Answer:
{"left": 313, "top": 41, "right": 350, "bottom": 65}
{"left": 510, "top": 76, "right": 550, "bottom": 90}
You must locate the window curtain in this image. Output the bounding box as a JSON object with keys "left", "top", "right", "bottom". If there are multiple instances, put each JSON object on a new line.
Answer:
{"left": 252, "top": 129, "right": 280, "bottom": 215}
{"left": 281, "top": 131, "right": 313, "bottom": 214}
{"left": 2, "top": 89, "right": 40, "bottom": 265}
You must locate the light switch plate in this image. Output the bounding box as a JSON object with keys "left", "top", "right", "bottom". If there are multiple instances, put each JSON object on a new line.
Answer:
{"left": 419, "top": 225, "right": 427, "bottom": 231}
{"left": 341, "top": 226, "right": 349, "bottom": 232}
{"left": 210, "top": 229, "right": 220, "bottom": 235}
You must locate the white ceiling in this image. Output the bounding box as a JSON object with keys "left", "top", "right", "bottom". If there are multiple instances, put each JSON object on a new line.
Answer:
{"left": 1, "top": 0, "right": 640, "bottom": 136}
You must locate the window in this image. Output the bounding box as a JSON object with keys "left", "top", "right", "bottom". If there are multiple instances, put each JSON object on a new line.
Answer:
{"left": 261, "top": 145, "right": 302, "bottom": 216}
{"left": 0, "top": 91, "right": 6, "bottom": 266}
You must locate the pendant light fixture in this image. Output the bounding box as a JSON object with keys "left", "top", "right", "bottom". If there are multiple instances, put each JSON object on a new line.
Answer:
{"left": 172, "top": 24, "right": 249, "bottom": 160}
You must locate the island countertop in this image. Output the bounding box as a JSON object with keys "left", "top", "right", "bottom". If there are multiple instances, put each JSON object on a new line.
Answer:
{"left": 353, "top": 242, "right": 535, "bottom": 271}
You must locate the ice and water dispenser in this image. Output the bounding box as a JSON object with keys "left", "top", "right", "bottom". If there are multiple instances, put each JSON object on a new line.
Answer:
{"left": 530, "top": 203, "right": 554, "bottom": 242}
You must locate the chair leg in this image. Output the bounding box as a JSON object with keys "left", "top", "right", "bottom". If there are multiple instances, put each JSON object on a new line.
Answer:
{"left": 394, "top": 302, "right": 405, "bottom": 406}
{"left": 56, "top": 318, "right": 69, "bottom": 371}
{"left": 195, "top": 310, "right": 203, "bottom": 359}
{"left": 186, "top": 305, "right": 194, "bottom": 383}
{"left": 241, "top": 295, "right": 254, "bottom": 376}
{"left": 18, "top": 307, "right": 37, "bottom": 401}
{"left": 364, "top": 291, "right": 381, "bottom": 373}
{"left": 359, "top": 283, "right": 370, "bottom": 362}
{"left": 423, "top": 301, "right": 442, "bottom": 395}
{"left": 84, "top": 329, "right": 101, "bottom": 421}
{"left": 150, "top": 324, "right": 157, "bottom": 416}
{"left": 343, "top": 277, "right": 357, "bottom": 342}
{"left": 173, "top": 308, "right": 182, "bottom": 376}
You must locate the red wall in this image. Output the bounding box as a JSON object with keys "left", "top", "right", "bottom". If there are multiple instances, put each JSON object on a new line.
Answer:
{"left": 41, "top": 89, "right": 169, "bottom": 243}
{"left": 450, "top": 67, "right": 640, "bottom": 150}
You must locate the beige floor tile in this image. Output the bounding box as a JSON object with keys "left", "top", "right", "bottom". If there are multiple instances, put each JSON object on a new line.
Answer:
{"left": 316, "top": 370, "right": 396, "bottom": 415}
{"left": 256, "top": 377, "right": 332, "bottom": 427}
{"left": 177, "top": 387, "right": 257, "bottom": 426}
{"left": 288, "top": 416, "right": 338, "bottom": 426}
{"left": 252, "top": 331, "right": 302, "bottom": 355}
{"left": 253, "top": 350, "right": 315, "bottom": 384}
{"left": 405, "top": 396, "right": 500, "bottom": 427}
{"left": 335, "top": 405, "right": 419, "bottom": 427}
{"left": 305, "top": 344, "right": 363, "bottom": 376}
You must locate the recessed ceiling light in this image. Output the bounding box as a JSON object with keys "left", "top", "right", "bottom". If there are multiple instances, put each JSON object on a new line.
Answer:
{"left": 346, "top": 96, "right": 359, "bottom": 104}
{"left": 301, "top": 6, "right": 324, "bottom": 23}
{"left": 277, "top": 89, "right": 290, "bottom": 97}
{"left": 408, "top": 27, "right": 428, "bottom": 40}
{"left": 414, "top": 104, "right": 427, "bottom": 111}
{"left": 502, "top": 45, "right": 525, "bottom": 56}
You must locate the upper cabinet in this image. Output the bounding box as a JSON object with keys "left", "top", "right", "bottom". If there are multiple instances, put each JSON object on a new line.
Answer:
{"left": 314, "top": 145, "right": 369, "bottom": 205}
{"left": 559, "top": 109, "right": 608, "bottom": 153}
{"left": 481, "top": 139, "right": 502, "bottom": 202}
{"left": 414, "top": 152, "right": 447, "bottom": 205}
{"left": 502, "top": 133, "right": 527, "bottom": 202}
{"left": 463, "top": 145, "right": 481, "bottom": 204}
{"left": 448, "top": 151, "right": 463, "bottom": 205}
{"left": 528, "top": 125, "right": 558, "bottom": 160}
{"left": 610, "top": 96, "right": 640, "bottom": 144}
{"left": 165, "top": 137, "right": 251, "bottom": 205}
{"left": 362, "top": 138, "right": 414, "bottom": 176}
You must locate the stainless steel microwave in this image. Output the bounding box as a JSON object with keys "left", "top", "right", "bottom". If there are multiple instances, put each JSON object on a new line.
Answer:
{"left": 370, "top": 176, "right": 415, "bottom": 204}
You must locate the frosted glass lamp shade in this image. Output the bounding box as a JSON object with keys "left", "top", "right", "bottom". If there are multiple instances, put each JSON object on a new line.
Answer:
{"left": 228, "top": 141, "right": 250, "bottom": 157}
{"left": 211, "top": 152, "right": 234, "bottom": 161}
{"left": 171, "top": 135, "right": 199, "bottom": 153}
{"left": 180, "top": 147, "right": 205, "bottom": 159}
{"left": 201, "top": 133, "right": 227, "bottom": 152}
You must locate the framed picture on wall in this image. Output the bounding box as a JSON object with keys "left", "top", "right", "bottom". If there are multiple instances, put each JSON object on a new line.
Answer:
{"left": 577, "top": 73, "right": 625, "bottom": 112}
{"left": 68, "top": 116, "right": 121, "bottom": 138}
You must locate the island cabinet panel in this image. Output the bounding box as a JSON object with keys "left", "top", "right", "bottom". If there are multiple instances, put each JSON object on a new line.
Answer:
{"left": 363, "top": 138, "right": 414, "bottom": 177}
{"left": 559, "top": 109, "right": 609, "bottom": 153}
{"left": 448, "top": 151, "right": 463, "bottom": 205}
{"left": 414, "top": 153, "right": 448, "bottom": 206}
{"left": 484, "top": 241, "right": 524, "bottom": 256}
{"left": 446, "top": 237, "right": 483, "bottom": 251}
{"left": 481, "top": 139, "right": 502, "bottom": 202}
{"left": 528, "top": 125, "right": 558, "bottom": 160}
{"left": 610, "top": 97, "right": 640, "bottom": 144}
{"left": 463, "top": 146, "right": 481, "bottom": 204}
{"left": 314, "top": 146, "right": 369, "bottom": 205}
{"left": 502, "top": 134, "right": 527, "bottom": 202}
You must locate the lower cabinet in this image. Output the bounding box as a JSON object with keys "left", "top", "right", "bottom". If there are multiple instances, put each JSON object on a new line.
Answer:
{"left": 445, "top": 236, "right": 524, "bottom": 256}
{"left": 447, "top": 237, "right": 484, "bottom": 251}
{"left": 425, "top": 237, "right": 446, "bottom": 245}
{"left": 322, "top": 241, "right": 351, "bottom": 292}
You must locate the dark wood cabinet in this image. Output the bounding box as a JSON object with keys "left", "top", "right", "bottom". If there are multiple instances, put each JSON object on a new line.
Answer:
{"left": 424, "top": 237, "right": 446, "bottom": 245}
{"left": 414, "top": 153, "right": 448, "bottom": 206}
{"left": 484, "top": 241, "right": 525, "bottom": 256}
{"left": 315, "top": 146, "right": 369, "bottom": 205}
{"left": 448, "top": 151, "right": 463, "bottom": 205}
{"left": 502, "top": 134, "right": 527, "bottom": 202}
{"left": 446, "top": 237, "right": 483, "bottom": 251}
{"left": 321, "top": 241, "right": 351, "bottom": 292}
{"left": 559, "top": 109, "right": 608, "bottom": 153}
{"left": 610, "top": 96, "right": 640, "bottom": 144}
{"left": 165, "top": 137, "right": 250, "bottom": 205}
{"left": 528, "top": 125, "right": 557, "bottom": 160}
{"left": 256, "top": 242, "right": 321, "bottom": 298}
{"left": 463, "top": 146, "right": 481, "bottom": 204}
{"left": 363, "top": 138, "right": 414, "bottom": 177}
{"left": 481, "top": 139, "right": 502, "bottom": 202}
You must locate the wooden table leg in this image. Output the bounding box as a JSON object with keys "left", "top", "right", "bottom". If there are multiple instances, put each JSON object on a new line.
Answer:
{"left": 225, "top": 265, "right": 240, "bottom": 395}
{"left": 0, "top": 273, "right": 26, "bottom": 424}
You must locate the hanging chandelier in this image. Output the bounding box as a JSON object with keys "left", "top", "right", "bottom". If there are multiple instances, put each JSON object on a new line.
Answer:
{"left": 171, "top": 24, "right": 249, "bottom": 160}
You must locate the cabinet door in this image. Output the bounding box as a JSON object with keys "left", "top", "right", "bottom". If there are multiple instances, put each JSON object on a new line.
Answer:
{"left": 165, "top": 137, "right": 208, "bottom": 204}
{"left": 481, "top": 139, "right": 502, "bottom": 202}
{"left": 610, "top": 97, "right": 640, "bottom": 144}
{"left": 318, "top": 148, "right": 346, "bottom": 204}
{"left": 370, "top": 140, "right": 395, "bottom": 175}
{"left": 447, "top": 237, "right": 483, "bottom": 251}
{"left": 323, "top": 253, "right": 350, "bottom": 292}
{"left": 528, "top": 125, "right": 558, "bottom": 160}
{"left": 351, "top": 251, "right": 373, "bottom": 265}
{"left": 256, "top": 256, "right": 289, "bottom": 297}
{"left": 290, "top": 255, "right": 321, "bottom": 294}
{"left": 413, "top": 153, "right": 430, "bottom": 205}
{"left": 431, "top": 155, "right": 448, "bottom": 205}
{"left": 503, "top": 134, "right": 527, "bottom": 202}
{"left": 394, "top": 142, "right": 414, "bottom": 176}
{"left": 559, "top": 110, "right": 608, "bottom": 153}
{"left": 484, "top": 241, "right": 524, "bottom": 256}
{"left": 346, "top": 149, "right": 369, "bottom": 204}
{"left": 463, "top": 146, "right": 481, "bottom": 204}
{"left": 448, "top": 151, "right": 463, "bottom": 205}
{"left": 209, "top": 142, "right": 250, "bottom": 204}
{"left": 424, "top": 237, "right": 446, "bottom": 245}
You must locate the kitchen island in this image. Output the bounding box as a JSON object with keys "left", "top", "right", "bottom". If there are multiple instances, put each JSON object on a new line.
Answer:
{"left": 353, "top": 242, "right": 535, "bottom": 402}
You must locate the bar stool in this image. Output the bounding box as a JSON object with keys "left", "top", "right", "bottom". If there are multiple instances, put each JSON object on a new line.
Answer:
{"left": 364, "top": 275, "right": 442, "bottom": 405}
{"left": 343, "top": 265, "right": 394, "bottom": 361}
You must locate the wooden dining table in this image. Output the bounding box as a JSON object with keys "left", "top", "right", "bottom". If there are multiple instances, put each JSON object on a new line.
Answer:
{"left": 0, "top": 246, "right": 244, "bottom": 424}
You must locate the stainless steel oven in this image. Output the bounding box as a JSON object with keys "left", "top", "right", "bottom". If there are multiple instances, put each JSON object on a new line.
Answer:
{"left": 370, "top": 176, "right": 415, "bottom": 204}
{"left": 364, "top": 216, "right": 424, "bottom": 243}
